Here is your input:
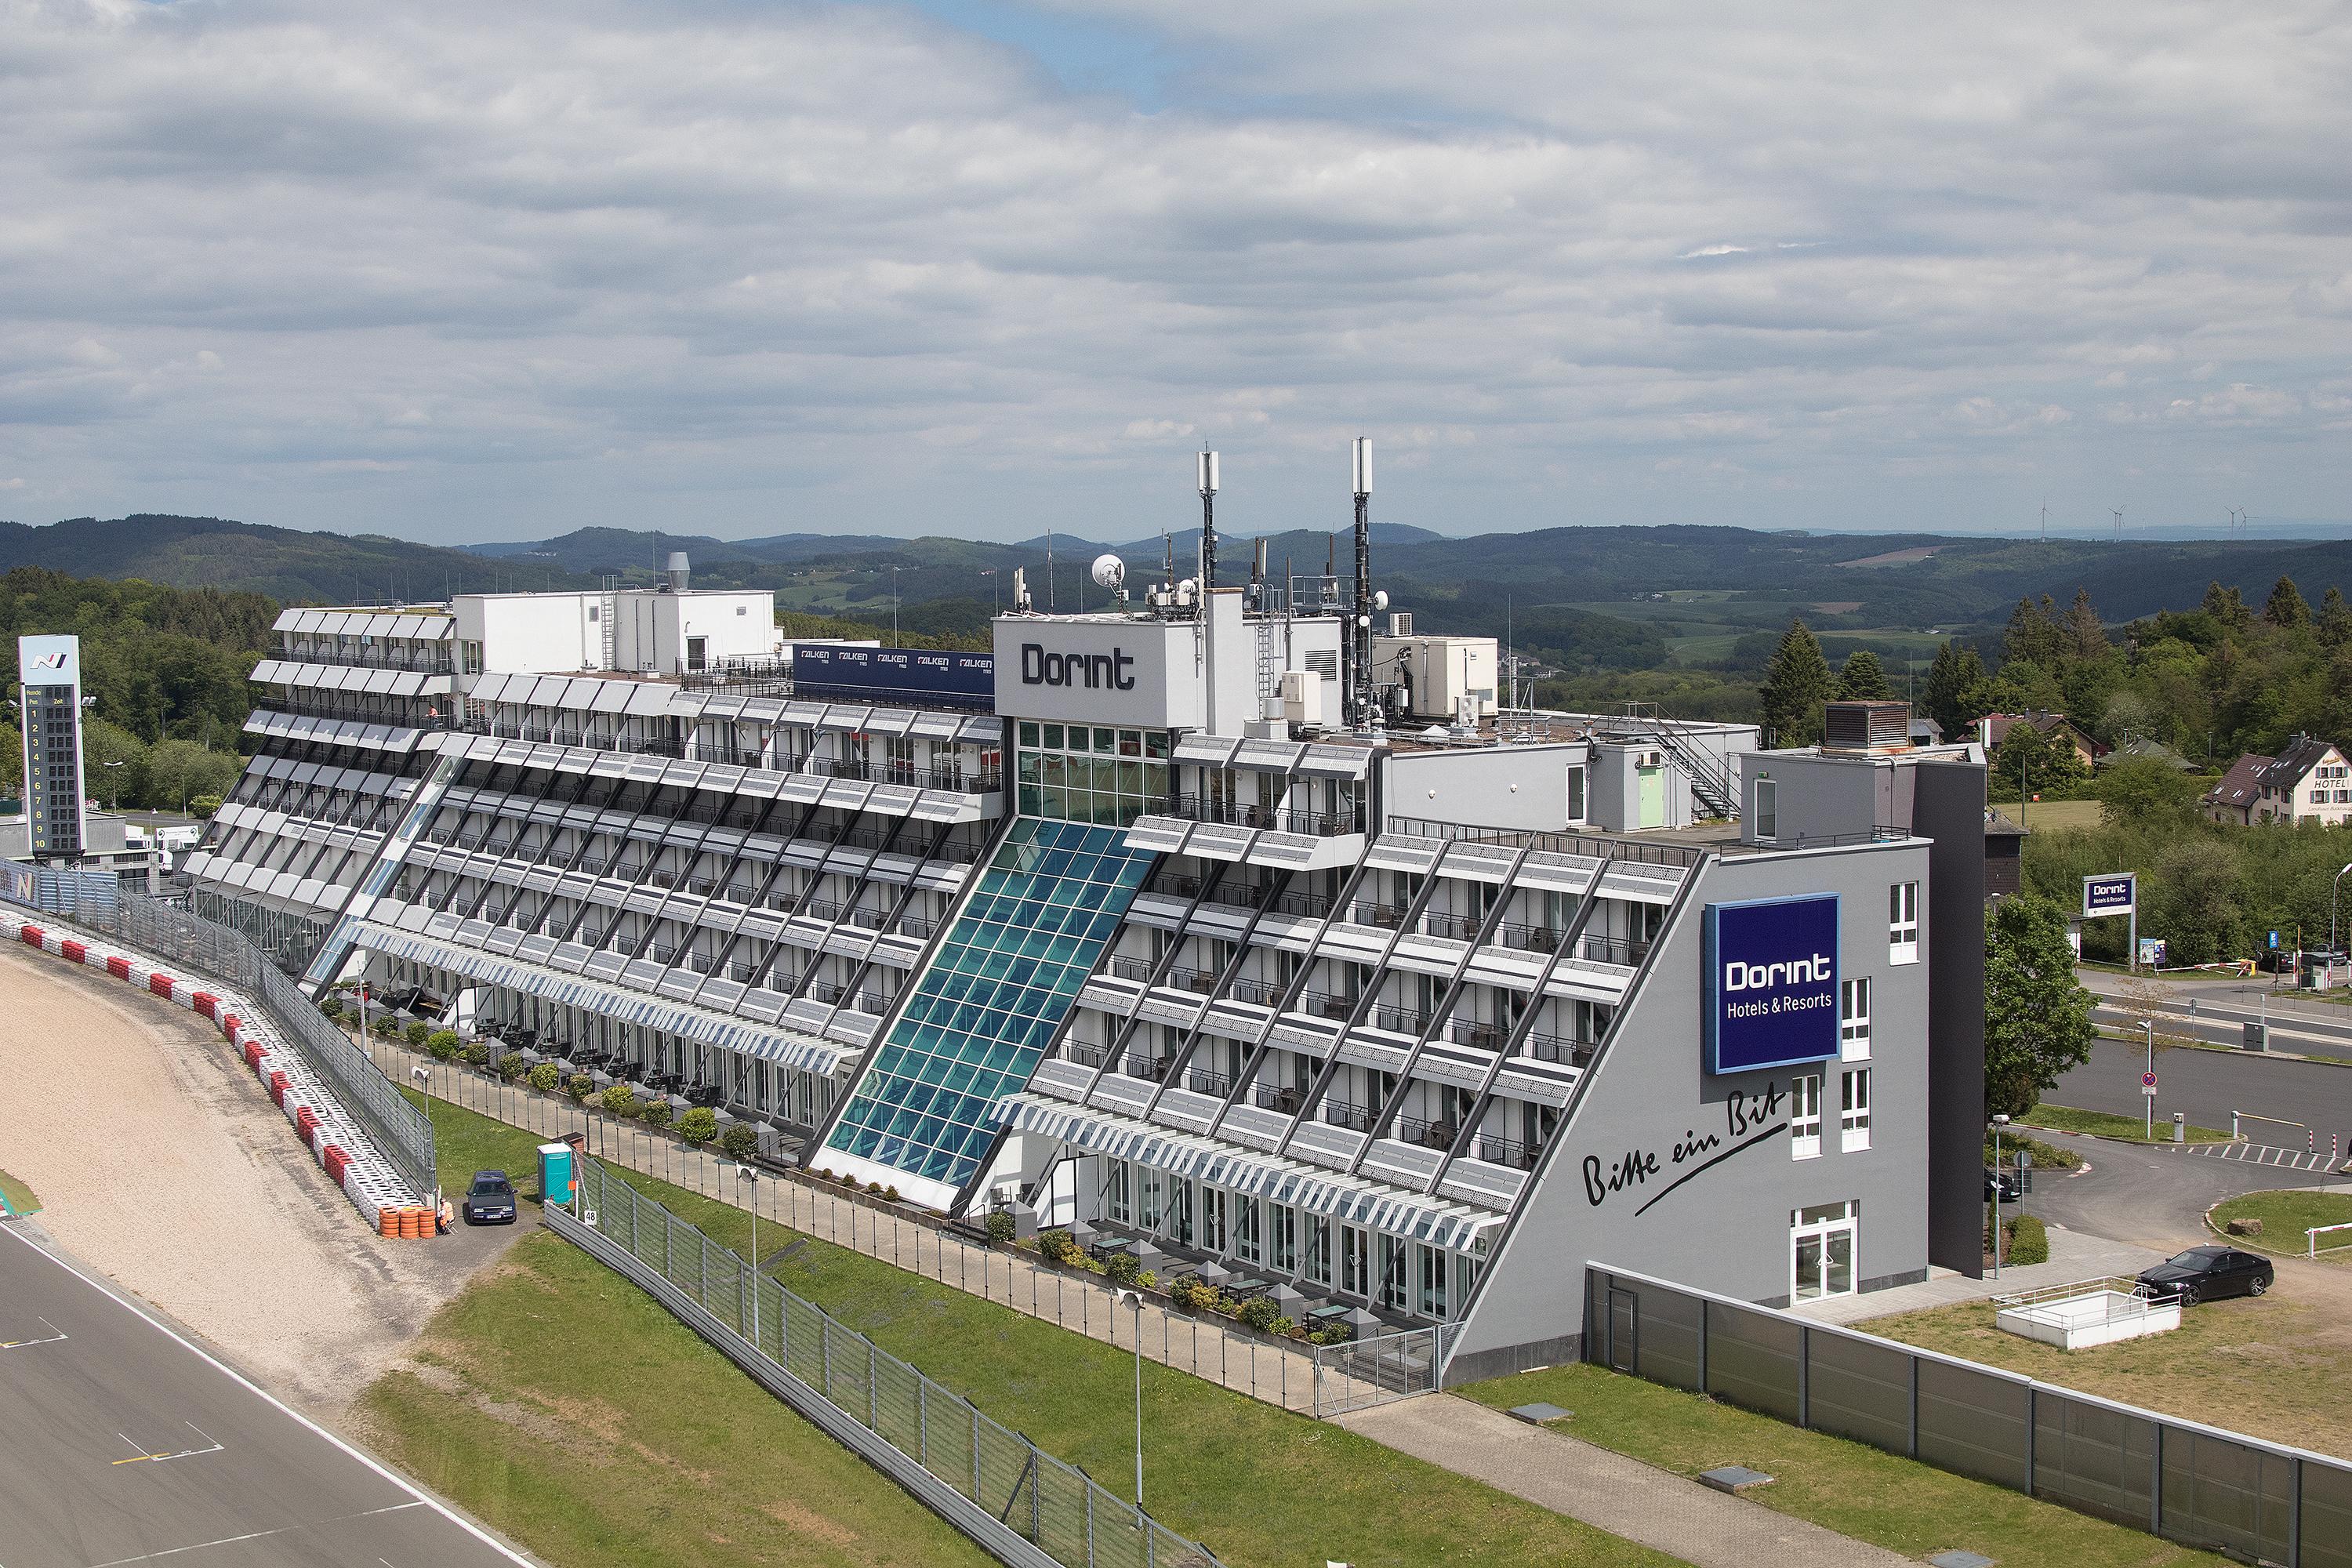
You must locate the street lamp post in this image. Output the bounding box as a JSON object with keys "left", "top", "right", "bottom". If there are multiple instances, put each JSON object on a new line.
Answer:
{"left": 102, "top": 758, "right": 124, "bottom": 811}
{"left": 1990, "top": 1114, "right": 2010, "bottom": 1277}
{"left": 738, "top": 1163, "right": 761, "bottom": 1348}
{"left": 2332, "top": 863, "right": 2352, "bottom": 974}
{"left": 1115, "top": 1286, "right": 1145, "bottom": 1509}
{"left": 2141, "top": 1018, "right": 2156, "bottom": 1140}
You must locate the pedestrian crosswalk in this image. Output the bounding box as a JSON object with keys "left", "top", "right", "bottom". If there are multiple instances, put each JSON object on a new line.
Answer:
{"left": 2186, "top": 1141, "right": 2347, "bottom": 1174}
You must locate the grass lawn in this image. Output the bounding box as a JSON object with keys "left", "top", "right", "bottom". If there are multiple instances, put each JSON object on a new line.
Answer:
{"left": 1991, "top": 800, "right": 2104, "bottom": 832}
{"left": 411, "top": 1094, "right": 1675, "bottom": 1568}
{"left": 358, "top": 1231, "right": 995, "bottom": 1568}
{"left": 2018, "top": 1104, "right": 2232, "bottom": 1143}
{"left": 404, "top": 1085, "right": 554, "bottom": 1196}
{"left": 0, "top": 1165, "right": 40, "bottom": 1216}
{"left": 2209, "top": 1188, "right": 2352, "bottom": 1262}
{"left": 1455, "top": 1363, "right": 2223, "bottom": 1568}
{"left": 1868, "top": 1294, "right": 2352, "bottom": 1461}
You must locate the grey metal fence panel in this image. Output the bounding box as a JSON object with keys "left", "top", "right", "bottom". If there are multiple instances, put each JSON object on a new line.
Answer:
{"left": 1701, "top": 1300, "right": 1802, "bottom": 1424}
{"left": 559, "top": 1156, "right": 1222, "bottom": 1568}
{"left": 2303, "top": 1457, "right": 2352, "bottom": 1568}
{"left": 1803, "top": 1330, "right": 1912, "bottom": 1454}
{"left": 2162, "top": 1427, "right": 2296, "bottom": 1566}
{"left": 4, "top": 887, "right": 437, "bottom": 1198}
{"left": 1914, "top": 1356, "right": 2031, "bottom": 1490}
{"left": 1587, "top": 1262, "right": 2352, "bottom": 1568}
{"left": 2032, "top": 1389, "right": 2156, "bottom": 1529}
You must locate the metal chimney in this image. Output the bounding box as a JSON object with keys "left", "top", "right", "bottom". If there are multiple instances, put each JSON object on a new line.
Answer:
{"left": 663, "top": 551, "right": 690, "bottom": 593}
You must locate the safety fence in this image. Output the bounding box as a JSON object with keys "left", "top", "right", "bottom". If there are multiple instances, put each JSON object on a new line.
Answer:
{"left": 1308, "top": 1325, "right": 1447, "bottom": 1417}
{"left": 1588, "top": 1262, "right": 2352, "bottom": 1567}
{"left": 2, "top": 887, "right": 436, "bottom": 1200}
{"left": 557, "top": 1156, "right": 1222, "bottom": 1568}
{"left": 368, "top": 1041, "right": 1378, "bottom": 1416}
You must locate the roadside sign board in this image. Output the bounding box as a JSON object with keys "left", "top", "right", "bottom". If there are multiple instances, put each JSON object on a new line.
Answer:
{"left": 2082, "top": 873, "right": 2136, "bottom": 919}
{"left": 2138, "top": 937, "right": 2167, "bottom": 967}
{"left": 2141, "top": 1071, "right": 2158, "bottom": 1088}
{"left": 2270, "top": 931, "right": 2281, "bottom": 949}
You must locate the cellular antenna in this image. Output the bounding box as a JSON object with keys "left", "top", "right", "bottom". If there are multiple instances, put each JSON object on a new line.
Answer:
{"left": 1349, "top": 437, "right": 1374, "bottom": 730}
{"left": 1197, "top": 448, "right": 1219, "bottom": 592}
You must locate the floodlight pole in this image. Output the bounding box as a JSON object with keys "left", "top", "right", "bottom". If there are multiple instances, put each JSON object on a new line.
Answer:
{"left": 739, "top": 1164, "right": 760, "bottom": 1346}
{"left": 1117, "top": 1287, "right": 1144, "bottom": 1508}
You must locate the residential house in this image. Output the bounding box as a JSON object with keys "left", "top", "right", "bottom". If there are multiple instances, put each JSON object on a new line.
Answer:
{"left": 2201, "top": 735, "right": 2352, "bottom": 826}
{"left": 1979, "top": 711, "right": 2106, "bottom": 769}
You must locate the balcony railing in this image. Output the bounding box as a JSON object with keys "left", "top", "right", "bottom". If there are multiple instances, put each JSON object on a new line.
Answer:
{"left": 1294, "top": 990, "right": 1358, "bottom": 1023}
{"left": 1159, "top": 794, "right": 1363, "bottom": 837}
{"left": 1349, "top": 900, "right": 1411, "bottom": 930}
{"left": 1254, "top": 1084, "right": 1304, "bottom": 1116}
{"left": 1109, "top": 954, "right": 1157, "bottom": 983}
{"left": 1186, "top": 1069, "right": 1234, "bottom": 1098}
{"left": 1475, "top": 1134, "right": 1544, "bottom": 1171}
{"left": 629, "top": 735, "right": 688, "bottom": 760}
{"left": 1066, "top": 1043, "right": 1112, "bottom": 1069}
{"left": 1395, "top": 1115, "right": 1458, "bottom": 1152}
{"left": 1321, "top": 1098, "right": 1377, "bottom": 1133}
{"left": 1123, "top": 1054, "right": 1171, "bottom": 1083}
{"left": 1229, "top": 977, "right": 1287, "bottom": 1007}
{"left": 1447, "top": 1018, "right": 1511, "bottom": 1052}
{"left": 1162, "top": 966, "right": 1220, "bottom": 996}
{"left": 1384, "top": 815, "right": 1709, "bottom": 869}
{"left": 1523, "top": 1032, "right": 1597, "bottom": 1069}
{"left": 276, "top": 645, "right": 453, "bottom": 675}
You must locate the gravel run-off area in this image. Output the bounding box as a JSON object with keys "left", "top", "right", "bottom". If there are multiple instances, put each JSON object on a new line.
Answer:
{"left": 0, "top": 939, "right": 519, "bottom": 1417}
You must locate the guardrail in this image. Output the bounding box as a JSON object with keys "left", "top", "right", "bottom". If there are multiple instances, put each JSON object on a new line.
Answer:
{"left": 557, "top": 1156, "right": 1222, "bottom": 1568}
{"left": 5, "top": 885, "right": 437, "bottom": 1200}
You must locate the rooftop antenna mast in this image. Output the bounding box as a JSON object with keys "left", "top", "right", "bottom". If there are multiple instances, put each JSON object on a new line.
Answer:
{"left": 1045, "top": 526, "right": 1056, "bottom": 614}
{"left": 1198, "top": 448, "right": 1219, "bottom": 593}
{"left": 1349, "top": 436, "right": 1375, "bottom": 731}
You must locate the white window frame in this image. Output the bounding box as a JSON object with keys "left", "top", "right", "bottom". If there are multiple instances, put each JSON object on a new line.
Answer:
{"left": 1234, "top": 1195, "right": 1261, "bottom": 1265}
{"left": 1565, "top": 764, "right": 1588, "bottom": 825}
{"left": 1755, "top": 778, "right": 1778, "bottom": 840}
{"left": 1269, "top": 1203, "right": 1298, "bottom": 1276}
{"left": 1105, "top": 1159, "right": 1131, "bottom": 1225}
{"left": 1416, "top": 1243, "right": 1450, "bottom": 1320}
{"left": 1790, "top": 1200, "right": 1859, "bottom": 1302}
{"left": 1341, "top": 1224, "right": 1370, "bottom": 1298}
{"left": 1791, "top": 1073, "right": 1823, "bottom": 1160}
{"left": 1305, "top": 1216, "right": 1334, "bottom": 1287}
{"left": 1839, "top": 977, "right": 1872, "bottom": 1062}
{"left": 1841, "top": 1067, "right": 1872, "bottom": 1152}
{"left": 1889, "top": 881, "right": 1920, "bottom": 964}
{"left": 1379, "top": 1234, "right": 1412, "bottom": 1312}
{"left": 1200, "top": 1185, "right": 1229, "bottom": 1254}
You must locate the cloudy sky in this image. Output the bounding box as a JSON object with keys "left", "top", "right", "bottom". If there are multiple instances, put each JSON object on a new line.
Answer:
{"left": 4, "top": 0, "right": 2348, "bottom": 544}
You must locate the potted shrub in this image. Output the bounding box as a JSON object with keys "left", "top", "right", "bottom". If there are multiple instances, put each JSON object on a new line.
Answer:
{"left": 462, "top": 1040, "right": 492, "bottom": 1068}
{"left": 565, "top": 1073, "right": 593, "bottom": 1102}
{"left": 678, "top": 1105, "right": 719, "bottom": 1145}
{"left": 600, "top": 1084, "right": 640, "bottom": 1119}
{"left": 717, "top": 1122, "right": 760, "bottom": 1160}
{"left": 640, "top": 1099, "right": 674, "bottom": 1132}
{"left": 983, "top": 1210, "right": 1016, "bottom": 1247}
{"left": 1103, "top": 1250, "right": 1141, "bottom": 1286}
{"left": 495, "top": 1052, "right": 527, "bottom": 1083}
{"left": 318, "top": 996, "right": 343, "bottom": 1020}
{"left": 405, "top": 1019, "right": 432, "bottom": 1048}
{"left": 528, "top": 1062, "right": 561, "bottom": 1094}
{"left": 1038, "top": 1229, "right": 1080, "bottom": 1265}
{"left": 1237, "top": 1297, "right": 1281, "bottom": 1333}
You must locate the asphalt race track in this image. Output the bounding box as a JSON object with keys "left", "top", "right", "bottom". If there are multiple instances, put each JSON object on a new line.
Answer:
{"left": 2053, "top": 1039, "right": 2352, "bottom": 1156}
{"left": 0, "top": 1222, "right": 530, "bottom": 1567}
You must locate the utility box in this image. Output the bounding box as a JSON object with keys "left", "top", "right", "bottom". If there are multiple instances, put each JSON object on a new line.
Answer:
{"left": 2242, "top": 1022, "right": 2268, "bottom": 1052}
{"left": 1280, "top": 669, "right": 1326, "bottom": 727}
{"left": 1372, "top": 635, "right": 1499, "bottom": 722}
{"left": 538, "top": 1141, "right": 575, "bottom": 1207}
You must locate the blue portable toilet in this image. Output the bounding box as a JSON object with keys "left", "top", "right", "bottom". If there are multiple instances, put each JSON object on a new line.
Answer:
{"left": 538, "top": 1142, "right": 575, "bottom": 1207}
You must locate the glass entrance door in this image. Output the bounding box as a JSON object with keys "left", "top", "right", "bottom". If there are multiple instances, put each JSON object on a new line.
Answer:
{"left": 1790, "top": 1201, "right": 1857, "bottom": 1301}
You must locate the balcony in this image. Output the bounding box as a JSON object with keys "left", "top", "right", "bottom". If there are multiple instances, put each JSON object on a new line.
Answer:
{"left": 1160, "top": 794, "right": 1363, "bottom": 837}
{"left": 1321, "top": 1098, "right": 1377, "bottom": 1134}
{"left": 276, "top": 645, "right": 453, "bottom": 675}
{"left": 1523, "top": 1033, "right": 1596, "bottom": 1070}
{"left": 1187, "top": 1069, "right": 1234, "bottom": 1098}
{"left": 1066, "top": 1043, "right": 1112, "bottom": 1069}
{"left": 1446, "top": 1018, "right": 1510, "bottom": 1053}
{"left": 1228, "top": 977, "right": 1287, "bottom": 1007}
{"left": 1348, "top": 900, "right": 1411, "bottom": 930}
{"left": 1109, "top": 954, "right": 1157, "bottom": 983}
{"left": 1396, "top": 1116, "right": 1458, "bottom": 1152}
{"left": 1163, "top": 966, "right": 1220, "bottom": 996}
{"left": 1123, "top": 1054, "right": 1171, "bottom": 1083}
{"left": 855, "top": 991, "right": 892, "bottom": 1016}
{"left": 1475, "top": 1134, "right": 1545, "bottom": 1171}
{"left": 1254, "top": 1084, "right": 1304, "bottom": 1116}
{"left": 1262, "top": 890, "right": 1334, "bottom": 921}
{"left": 1294, "top": 991, "right": 1357, "bottom": 1023}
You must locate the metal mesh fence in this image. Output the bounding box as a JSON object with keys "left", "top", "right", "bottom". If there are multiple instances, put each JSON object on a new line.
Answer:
{"left": 570, "top": 1156, "right": 1223, "bottom": 1568}
{"left": 1588, "top": 1263, "right": 2349, "bottom": 1566}
{"left": 1308, "top": 1326, "right": 1447, "bottom": 1417}
{"left": 4, "top": 887, "right": 436, "bottom": 1199}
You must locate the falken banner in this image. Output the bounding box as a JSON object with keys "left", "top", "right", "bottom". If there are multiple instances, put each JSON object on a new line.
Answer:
{"left": 1703, "top": 894, "right": 1841, "bottom": 1074}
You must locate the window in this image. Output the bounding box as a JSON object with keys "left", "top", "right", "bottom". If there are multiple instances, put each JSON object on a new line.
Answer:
{"left": 1305, "top": 1217, "right": 1334, "bottom": 1286}
{"left": 1841, "top": 1068, "right": 1871, "bottom": 1151}
{"left": 1565, "top": 764, "right": 1588, "bottom": 824}
{"left": 1105, "top": 1160, "right": 1131, "bottom": 1225}
{"left": 1754, "top": 778, "right": 1778, "bottom": 840}
{"left": 685, "top": 635, "right": 707, "bottom": 671}
{"left": 1791, "top": 1073, "right": 1822, "bottom": 1159}
{"left": 1791, "top": 1200, "right": 1857, "bottom": 1301}
{"left": 1889, "top": 881, "right": 1919, "bottom": 964}
{"left": 1379, "top": 1235, "right": 1412, "bottom": 1312}
{"left": 1269, "top": 1203, "right": 1298, "bottom": 1275}
{"left": 1417, "top": 1245, "right": 1450, "bottom": 1320}
{"left": 1340, "top": 1224, "right": 1370, "bottom": 1297}
{"left": 1138, "top": 1168, "right": 1164, "bottom": 1232}
{"left": 1234, "top": 1196, "right": 1261, "bottom": 1265}
{"left": 1839, "top": 978, "right": 1871, "bottom": 1061}
{"left": 1200, "top": 1185, "right": 1228, "bottom": 1253}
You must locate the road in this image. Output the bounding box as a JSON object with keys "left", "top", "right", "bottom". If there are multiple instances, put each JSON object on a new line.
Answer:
{"left": 2082, "top": 970, "right": 2352, "bottom": 1063}
{"left": 2052, "top": 1038, "right": 2352, "bottom": 1154}
{"left": 0, "top": 1221, "right": 530, "bottom": 1568}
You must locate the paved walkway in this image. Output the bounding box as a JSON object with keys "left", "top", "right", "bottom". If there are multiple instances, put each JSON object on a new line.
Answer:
{"left": 1790, "top": 1222, "right": 2166, "bottom": 1326}
{"left": 372, "top": 1040, "right": 1356, "bottom": 1413}
{"left": 1338, "top": 1395, "right": 1909, "bottom": 1568}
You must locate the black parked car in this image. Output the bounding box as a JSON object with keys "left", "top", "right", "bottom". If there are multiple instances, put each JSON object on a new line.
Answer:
{"left": 2136, "top": 1245, "right": 2273, "bottom": 1305}
{"left": 462, "top": 1170, "right": 519, "bottom": 1225}
{"left": 1985, "top": 1167, "right": 2024, "bottom": 1203}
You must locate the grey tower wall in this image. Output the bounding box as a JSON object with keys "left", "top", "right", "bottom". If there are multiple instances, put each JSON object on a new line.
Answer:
{"left": 1913, "top": 760, "right": 1987, "bottom": 1277}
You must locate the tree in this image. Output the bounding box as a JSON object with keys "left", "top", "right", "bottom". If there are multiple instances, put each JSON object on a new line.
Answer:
{"left": 2318, "top": 586, "right": 2352, "bottom": 648}
{"left": 80, "top": 717, "right": 149, "bottom": 812}
{"left": 2099, "top": 753, "right": 2197, "bottom": 830}
{"left": 2064, "top": 588, "right": 2110, "bottom": 660}
{"left": 2001, "top": 596, "right": 2067, "bottom": 670}
{"left": 1984, "top": 894, "right": 2096, "bottom": 1117}
{"left": 1990, "top": 720, "right": 2089, "bottom": 799}
{"left": 1921, "top": 639, "right": 1991, "bottom": 742}
{"left": 2263, "top": 575, "right": 2310, "bottom": 629}
{"left": 1837, "top": 648, "right": 1892, "bottom": 702}
{"left": 2200, "top": 580, "right": 2251, "bottom": 631}
{"left": 1757, "top": 619, "right": 1835, "bottom": 746}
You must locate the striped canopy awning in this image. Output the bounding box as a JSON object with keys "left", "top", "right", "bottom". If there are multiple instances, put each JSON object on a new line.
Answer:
{"left": 993, "top": 1092, "right": 1504, "bottom": 1252}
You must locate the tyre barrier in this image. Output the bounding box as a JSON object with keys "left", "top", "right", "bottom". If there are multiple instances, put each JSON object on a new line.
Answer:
{"left": 6, "top": 914, "right": 432, "bottom": 1236}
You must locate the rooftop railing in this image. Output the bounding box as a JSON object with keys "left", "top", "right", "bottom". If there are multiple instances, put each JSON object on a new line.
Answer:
{"left": 1384, "top": 815, "right": 1708, "bottom": 868}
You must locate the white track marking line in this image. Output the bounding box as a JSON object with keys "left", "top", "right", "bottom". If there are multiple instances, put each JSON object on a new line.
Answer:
{"left": 0, "top": 1225, "right": 533, "bottom": 1564}
{"left": 84, "top": 1501, "right": 424, "bottom": 1566}
{"left": 111, "top": 1423, "right": 225, "bottom": 1466}
{"left": 0, "top": 1317, "right": 67, "bottom": 1349}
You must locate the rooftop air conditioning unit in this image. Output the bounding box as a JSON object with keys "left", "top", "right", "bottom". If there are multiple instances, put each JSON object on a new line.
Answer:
{"left": 1281, "top": 670, "right": 1326, "bottom": 726}
{"left": 1388, "top": 612, "right": 1413, "bottom": 637}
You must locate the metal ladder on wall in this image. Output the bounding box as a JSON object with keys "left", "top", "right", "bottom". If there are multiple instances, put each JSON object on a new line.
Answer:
{"left": 598, "top": 575, "right": 618, "bottom": 670}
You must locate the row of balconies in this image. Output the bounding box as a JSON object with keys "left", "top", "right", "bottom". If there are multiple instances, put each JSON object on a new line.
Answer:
{"left": 1157, "top": 793, "right": 1363, "bottom": 838}
{"left": 463, "top": 723, "right": 998, "bottom": 794}
{"left": 276, "top": 643, "right": 454, "bottom": 674}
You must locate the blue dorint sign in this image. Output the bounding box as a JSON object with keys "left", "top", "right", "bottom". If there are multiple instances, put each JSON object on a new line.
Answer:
{"left": 1704, "top": 895, "right": 1841, "bottom": 1075}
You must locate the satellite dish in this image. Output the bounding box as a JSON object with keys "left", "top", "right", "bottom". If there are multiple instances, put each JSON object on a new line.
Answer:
{"left": 1091, "top": 554, "right": 1127, "bottom": 590}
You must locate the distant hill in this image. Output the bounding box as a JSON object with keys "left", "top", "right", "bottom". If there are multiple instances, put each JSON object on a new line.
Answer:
{"left": 0, "top": 516, "right": 579, "bottom": 604}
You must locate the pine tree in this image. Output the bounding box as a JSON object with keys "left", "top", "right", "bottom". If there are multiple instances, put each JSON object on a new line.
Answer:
{"left": 1758, "top": 619, "right": 1836, "bottom": 747}
{"left": 2064, "top": 588, "right": 2109, "bottom": 659}
{"left": 1921, "top": 639, "right": 1991, "bottom": 742}
{"left": 2264, "top": 575, "right": 2310, "bottom": 628}
{"left": 2319, "top": 586, "right": 2352, "bottom": 648}
{"left": 2000, "top": 597, "right": 2066, "bottom": 669}
{"left": 1837, "top": 648, "right": 1893, "bottom": 702}
{"left": 2200, "top": 579, "right": 2250, "bottom": 630}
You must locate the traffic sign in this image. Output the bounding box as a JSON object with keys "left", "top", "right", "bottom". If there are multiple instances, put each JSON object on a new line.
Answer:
{"left": 2141, "top": 1071, "right": 2158, "bottom": 1087}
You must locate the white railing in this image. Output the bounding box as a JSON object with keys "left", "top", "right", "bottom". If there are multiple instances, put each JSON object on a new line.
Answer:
{"left": 1992, "top": 1276, "right": 2171, "bottom": 1320}
{"left": 2308, "top": 1221, "right": 2352, "bottom": 1259}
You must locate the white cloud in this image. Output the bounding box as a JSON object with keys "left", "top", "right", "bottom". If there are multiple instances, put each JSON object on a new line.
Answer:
{"left": 0, "top": 0, "right": 2347, "bottom": 540}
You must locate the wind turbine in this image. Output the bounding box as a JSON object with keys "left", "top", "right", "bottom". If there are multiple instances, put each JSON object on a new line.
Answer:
{"left": 2111, "top": 506, "right": 2124, "bottom": 544}
{"left": 2038, "top": 501, "right": 2049, "bottom": 543}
